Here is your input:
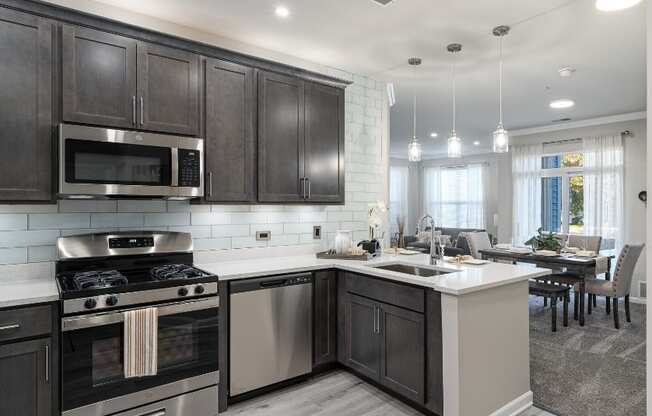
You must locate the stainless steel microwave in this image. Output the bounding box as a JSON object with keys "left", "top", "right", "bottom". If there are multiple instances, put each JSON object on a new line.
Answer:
{"left": 59, "top": 124, "right": 203, "bottom": 199}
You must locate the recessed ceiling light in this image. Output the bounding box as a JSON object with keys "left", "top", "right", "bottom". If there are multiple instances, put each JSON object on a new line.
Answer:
{"left": 595, "top": 0, "right": 642, "bottom": 11}
{"left": 550, "top": 99, "right": 575, "bottom": 109}
{"left": 473, "top": 141, "right": 480, "bottom": 146}
{"left": 275, "top": 6, "right": 290, "bottom": 18}
{"left": 558, "top": 67, "right": 576, "bottom": 78}
{"left": 430, "top": 132, "right": 438, "bottom": 138}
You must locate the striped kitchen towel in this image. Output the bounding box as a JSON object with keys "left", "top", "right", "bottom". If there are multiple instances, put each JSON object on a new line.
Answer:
{"left": 124, "top": 307, "right": 158, "bottom": 378}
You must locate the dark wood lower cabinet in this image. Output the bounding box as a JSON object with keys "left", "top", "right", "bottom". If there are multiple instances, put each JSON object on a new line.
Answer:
{"left": 379, "top": 302, "right": 425, "bottom": 404}
{"left": 0, "top": 337, "right": 51, "bottom": 416}
{"left": 344, "top": 294, "right": 381, "bottom": 380}
{"left": 313, "top": 270, "right": 338, "bottom": 367}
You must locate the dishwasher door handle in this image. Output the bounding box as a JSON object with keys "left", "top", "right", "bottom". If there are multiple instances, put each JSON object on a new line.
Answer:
{"left": 260, "top": 279, "right": 288, "bottom": 288}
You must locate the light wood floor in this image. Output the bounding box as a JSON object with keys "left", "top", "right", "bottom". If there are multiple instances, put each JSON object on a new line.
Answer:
{"left": 223, "top": 370, "right": 555, "bottom": 416}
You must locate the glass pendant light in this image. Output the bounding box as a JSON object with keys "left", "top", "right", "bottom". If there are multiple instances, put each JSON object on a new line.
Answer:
{"left": 407, "top": 57, "right": 422, "bottom": 162}
{"left": 492, "top": 25, "right": 510, "bottom": 153}
{"left": 446, "top": 44, "right": 462, "bottom": 158}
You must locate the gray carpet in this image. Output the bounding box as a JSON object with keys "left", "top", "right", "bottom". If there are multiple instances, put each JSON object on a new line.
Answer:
{"left": 529, "top": 295, "right": 646, "bottom": 416}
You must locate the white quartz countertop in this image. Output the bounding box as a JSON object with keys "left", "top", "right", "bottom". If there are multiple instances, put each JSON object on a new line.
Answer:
{"left": 0, "top": 263, "right": 59, "bottom": 308}
{"left": 199, "top": 253, "right": 551, "bottom": 295}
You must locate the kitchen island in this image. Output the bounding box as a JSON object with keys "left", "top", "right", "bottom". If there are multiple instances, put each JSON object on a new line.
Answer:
{"left": 200, "top": 253, "right": 550, "bottom": 416}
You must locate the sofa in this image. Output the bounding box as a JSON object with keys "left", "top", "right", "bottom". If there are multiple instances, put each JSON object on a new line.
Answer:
{"left": 404, "top": 227, "right": 493, "bottom": 257}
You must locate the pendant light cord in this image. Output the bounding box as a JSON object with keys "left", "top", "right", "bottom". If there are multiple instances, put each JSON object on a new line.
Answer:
{"left": 498, "top": 35, "right": 503, "bottom": 126}
{"left": 452, "top": 52, "right": 456, "bottom": 132}
{"left": 413, "top": 83, "right": 417, "bottom": 140}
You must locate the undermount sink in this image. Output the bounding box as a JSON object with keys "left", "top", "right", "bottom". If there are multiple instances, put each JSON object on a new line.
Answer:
{"left": 372, "top": 263, "right": 455, "bottom": 277}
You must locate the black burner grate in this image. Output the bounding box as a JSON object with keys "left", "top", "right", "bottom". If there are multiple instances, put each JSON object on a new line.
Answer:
{"left": 150, "top": 264, "right": 205, "bottom": 281}
{"left": 72, "top": 270, "right": 129, "bottom": 290}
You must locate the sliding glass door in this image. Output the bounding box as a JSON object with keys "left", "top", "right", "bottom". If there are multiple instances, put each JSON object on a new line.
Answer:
{"left": 540, "top": 153, "right": 584, "bottom": 235}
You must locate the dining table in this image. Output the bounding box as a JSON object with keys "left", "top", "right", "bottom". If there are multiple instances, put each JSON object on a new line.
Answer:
{"left": 479, "top": 248, "right": 614, "bottom": 326}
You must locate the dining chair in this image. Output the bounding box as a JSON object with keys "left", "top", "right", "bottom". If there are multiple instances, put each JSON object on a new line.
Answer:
{"left": 567, "top": 234, "right": 602, "bottom": 253}
{"left": 573, "top": 243, "right": 645, "bottom": 329}
{"left": 465, "top": 232, "right": 492, "bottom": 259}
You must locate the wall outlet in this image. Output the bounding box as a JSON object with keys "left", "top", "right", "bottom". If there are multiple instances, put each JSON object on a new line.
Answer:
{"left": 256, "top": 231, "right": 271, "bottom": 241}
{"left": 313, "top": 226, "right": 322, "bottom": 240}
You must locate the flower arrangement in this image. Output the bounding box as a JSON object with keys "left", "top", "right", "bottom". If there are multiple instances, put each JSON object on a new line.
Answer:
{"left": 367, "top": 201, "right": 387, "bottom": 240}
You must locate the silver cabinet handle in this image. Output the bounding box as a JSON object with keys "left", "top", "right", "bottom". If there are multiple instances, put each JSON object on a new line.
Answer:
{"left": 208, "top": 172, "right": 213, "bottom": 197}
{"left": 132, "top": 96, "right": 136, "bottom": 125}
{"left": 300, "top": 178, "right": 306, "bottom": 199}
{"left": 307, "top": 178, "right": 311, "bottom": 199}
{"left": 375, "top": 307, "right": 380, "bottom": 334}
{"left": 45, "top": 344, "right": 49, "bottom": 382}
{"left": 0, "top": 323, "right": 19, "bottom": 332}
{"left": 140, "top": 96, "right": 144, "bottom": 126}
{"left": 372, "top": 306, "right": 377, "bottom": 334}
{"left": 138, "top": 409, "right": 165, "bottom": 416}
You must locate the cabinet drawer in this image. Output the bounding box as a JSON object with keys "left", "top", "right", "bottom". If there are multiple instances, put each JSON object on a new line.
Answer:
{"left": 343, "top": 273, "right": 424, "bottom": 313}
{"left": 0, "top": 305, "right": 52, "bottom": 343}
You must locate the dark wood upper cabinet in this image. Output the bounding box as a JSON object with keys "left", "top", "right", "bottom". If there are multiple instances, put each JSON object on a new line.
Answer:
{"left": 0, "top": 338, "right": 52, "bottom": 416}
{"left": 62, "top": 25, "right": 137, "bottom": 129}
{"left": 204, "top": 58, "right": 256, "bottom": 202}
{"left": 0, "top": 8, "right": 53, "bottom": 201}
{"left": 257, "top": 71, "right": 305, "bottom": 202}
{"left": 304, "top": 82, "right": 345, "bottom": 203}
{"left": 137, "top": 42, "right": 200, "bottom": 135}
{"left": 313, "top": 270, "right": 338, "bottom": 367}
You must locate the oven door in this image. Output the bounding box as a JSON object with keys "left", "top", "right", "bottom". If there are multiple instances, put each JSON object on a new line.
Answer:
{"left": 61, "top": 297, "right": 219, "bottom": 413}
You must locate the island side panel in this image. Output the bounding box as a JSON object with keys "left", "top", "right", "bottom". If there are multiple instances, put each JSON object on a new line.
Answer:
{"left": 442, "top": 280, "right": 531, "bottom": 416}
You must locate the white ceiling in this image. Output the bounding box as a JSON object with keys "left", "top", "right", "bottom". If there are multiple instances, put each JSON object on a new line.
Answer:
{"left": 85, "top": 0, "right": 646, "bottom": 158}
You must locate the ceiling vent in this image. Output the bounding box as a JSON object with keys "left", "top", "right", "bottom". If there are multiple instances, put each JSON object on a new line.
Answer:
{"left": 371, "top": 0, "right": 394, "bottom": 5}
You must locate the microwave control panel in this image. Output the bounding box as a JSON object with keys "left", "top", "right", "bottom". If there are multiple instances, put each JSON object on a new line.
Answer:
{"left": 178, "top": 149, "right": 201, "bottom": 187}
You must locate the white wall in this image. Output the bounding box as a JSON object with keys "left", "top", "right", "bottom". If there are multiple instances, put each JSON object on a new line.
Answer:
{"left": 646, "top": 4, "right": 651, "bottom": 414}
{"left": 0, "top": 0, "right": 390, "bottom": 270}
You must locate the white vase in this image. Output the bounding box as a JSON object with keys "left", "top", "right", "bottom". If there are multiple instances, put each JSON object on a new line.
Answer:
{"left": 334, "top": 230, "right": 353, "bottom": 255}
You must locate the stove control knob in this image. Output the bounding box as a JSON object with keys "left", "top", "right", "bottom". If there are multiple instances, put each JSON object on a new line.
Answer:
{"left": 195, "top": 285, "right": 205, "bottom": 295}
{"left": 105, "top": 295, "right": 119, "bottom": 307}
{"left": 178, "top": 287, "right": 189, "bottom": 297}
{"left": 84, "top": 298, "right": 97, "bottom": 309}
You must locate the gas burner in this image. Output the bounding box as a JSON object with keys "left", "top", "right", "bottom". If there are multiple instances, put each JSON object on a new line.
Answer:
{"left": 72, "top": 270, "right": 128, "bottom": 290}
{"left": 151, "top": 264, "right": 205, "bottom": 281}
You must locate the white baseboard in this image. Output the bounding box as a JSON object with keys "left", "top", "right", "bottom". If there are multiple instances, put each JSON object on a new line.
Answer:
{"left": 630, "top": 296, "right": 647, "bottom": 305}
{"left": 489, "top": 391, "right": 533, "bottom": 416}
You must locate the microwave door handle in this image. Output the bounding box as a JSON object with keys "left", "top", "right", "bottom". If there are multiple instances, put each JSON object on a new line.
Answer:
{"left": 171, "top": 148, "right": 179, "bottom": 187}
{"left": 140, "top": 96, "right": 144, "bottom": 126}
{"left": 132, "top": 96, "right": 137, "bottom": 125}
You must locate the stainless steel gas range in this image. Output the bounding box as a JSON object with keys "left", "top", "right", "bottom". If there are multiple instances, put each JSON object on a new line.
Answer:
{"left": 56, "top": 231, "right": 219, "bottom": 416}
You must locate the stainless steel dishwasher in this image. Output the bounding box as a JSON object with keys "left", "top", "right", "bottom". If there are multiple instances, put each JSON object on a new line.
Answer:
{"left": 229, "top": 273, "right": 313, "bottom": 396}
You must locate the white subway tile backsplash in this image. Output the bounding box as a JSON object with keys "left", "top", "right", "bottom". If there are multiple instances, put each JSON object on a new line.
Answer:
{"left": 232, "top": 236, "right": 268, "bottom": 249}
{"left": 0, "top": 247, "right": 27, "bottom": 265}
{"left": 327, "top": 211, "right": 353, "bottom": 222}
{"left": 283, "top": 223, "right": 314, "bottom": 234}
{"left": 0, "top": 214, "right": 28, "bottom": 231}
{"left": 117, "top": 200, "right": 167, "bottom": 213}
{"left": 59, "top": 200, "right": 117, "bottom": 213}
{"left": 27, "top": 246, "right": 57, "bottom": 262}
{"left": 193, "top": 238, "right": 232, "bottom": 251}
{"left": 250, "top": 224, "right": 283, "bottom": 236}
{"left": 266, "top": 212, "right": 298, "bottom": 223}
{"left": 90, "top": 213, "right": 144, "bottom": 228}
{"left": 211, "top": 225, "right": 250, "bottom": 238}
{"left": 30, "top": 213, "right": 89, "bottom": 230}
{"left": 169, "top": 226, "right": 212, "bottom": 239}
{"left": 167, "top": 201, "right": 192, "bottom": 212}
{"left": 299, "top": 211, "right": 327, "bottom": 223}
{"left": 0, "top": 230, "right": 60, "bottom": 248}
{"left": 231, "top": 212, "right": 268, "bottom": 225}
{"left": 0, "top": 204, "right": 57, "bottom": 214}
{"left": 191, "top": 212, "right": 231, "bottom": 226}
{"left": 211, "top": 205, "right": 252, "bottom": 212}
{"left": 268, "top": 234, "right": 299, "bottom": 247}
{"left": 144, "top": 213, "right": 191, "bottom": 227}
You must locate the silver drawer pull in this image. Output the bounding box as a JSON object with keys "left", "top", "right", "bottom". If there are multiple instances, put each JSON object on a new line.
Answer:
{"left": 0, "top": 323, "right": 20, "bottom": 332}
{"left": 139, "top": 409, "right": 165, "bottom": 416}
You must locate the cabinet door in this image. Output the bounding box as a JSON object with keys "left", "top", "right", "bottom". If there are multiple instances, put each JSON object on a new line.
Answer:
{"left": 0, "top": 9, "right": 53, "bottom": 201}
{"left": 344, "top": 294, "right": 380, "bottom": 380}
{"left": 205, "top": 58, "right": 256, "bottom": 202}
{"left": 379, "top": 303, "right": 425, "bottom": 404}
{"left": 137, "top": 42, "right": 200, "bottom": 135}
{"left": 257, "top": 71, "right": 305, "bottom": 202}
{"left": 304, "top": 83, "right": 345, "bottom": 203}
{"left": 62, "top": 25, "right": 137, "bottom": 128}
{"left": 313, "top": 270, "right": 338, "bottom": 367}
{"left": 0, "top": 338, "right": 51, "bottom": 416}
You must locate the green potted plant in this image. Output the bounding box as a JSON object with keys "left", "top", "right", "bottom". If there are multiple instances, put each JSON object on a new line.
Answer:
{"left": 524, "top": 228, "right": 563, "bottom": 253}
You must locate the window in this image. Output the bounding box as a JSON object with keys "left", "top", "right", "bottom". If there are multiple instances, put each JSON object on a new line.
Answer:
{"left": 389, "top": 165, "right": 409, "bottom": 235}
{"left": 423, "top": 164, "right": 485, "bottom": 229}
{"left": 541, "top": 152, "right": 584, "bottom": 234}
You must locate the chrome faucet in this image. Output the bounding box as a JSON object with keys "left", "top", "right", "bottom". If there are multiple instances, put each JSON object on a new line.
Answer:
{"left": 418, "top": 214, "right": 442, "bottom": 265}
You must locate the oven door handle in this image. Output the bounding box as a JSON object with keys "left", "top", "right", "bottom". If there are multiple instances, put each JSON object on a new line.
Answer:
{"left": 61, "top": 296, "right": 219, "bottom": 332}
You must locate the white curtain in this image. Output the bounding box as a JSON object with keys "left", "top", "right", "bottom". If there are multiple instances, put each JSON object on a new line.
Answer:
{"left": 422, "top": 164, "right": 485, "bottom": 229}
{"left": 512, "top": 144, "right": 543, "bottom": 246}
{"left": 583, "top": 135, "right": 624, "bottom": 252}
{"left": 389, "top": 165, "right": 409, "bottom": 235}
